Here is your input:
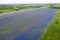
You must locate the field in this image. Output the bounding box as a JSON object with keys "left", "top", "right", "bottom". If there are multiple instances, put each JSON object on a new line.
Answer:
{"left": 0, "top": 4, "right": 60, "bottom": 40}
{"left": 40, "top": 9, "right": 60, "bottom": 40}
{"left": 0, "top": 5, "right": 41, "bottom": 14}
{"left": 0, "top": 7, "right": 14, "bottom": 13}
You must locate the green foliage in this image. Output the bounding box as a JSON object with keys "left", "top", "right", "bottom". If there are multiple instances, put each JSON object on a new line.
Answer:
{"left": 50, "top": 7, "right": 60, "bottom": 9}
{"left": 49, "top": 5, "right": 60, "bottom": 9}
{"left": 0, "top": 6, "right": 14, "bottom": 13}
{"left": 0, "top": 6, "right": 41, "bottom": 14}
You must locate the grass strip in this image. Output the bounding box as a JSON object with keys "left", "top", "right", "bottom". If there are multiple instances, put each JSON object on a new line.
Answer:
{"left": 40, "top": 9, "right": 60, "bottom": 40}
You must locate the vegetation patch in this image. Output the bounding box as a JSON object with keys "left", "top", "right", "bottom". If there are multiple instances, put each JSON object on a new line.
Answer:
{"left": 0, "top": 6, "right": 41, "bottom": 14}
{"left": 40, "top": 10, "right": 60, "bottom": 40}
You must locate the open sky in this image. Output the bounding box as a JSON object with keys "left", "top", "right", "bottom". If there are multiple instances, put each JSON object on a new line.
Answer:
{"left": 0, "top": 0, "right": 60, "bottom": 4}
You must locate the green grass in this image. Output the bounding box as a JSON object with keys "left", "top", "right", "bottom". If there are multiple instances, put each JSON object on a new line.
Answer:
{"left": 40, "top": 10, "right": 60, "bottom": 40}
{"left": 0, "top": 7, "right": 15, "bottom": 14}
{"left": 0, "top": 6, "right": 41, "bottom": 14}
{"left": 0, "top": 9, "right": 14, "bottom": 14}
